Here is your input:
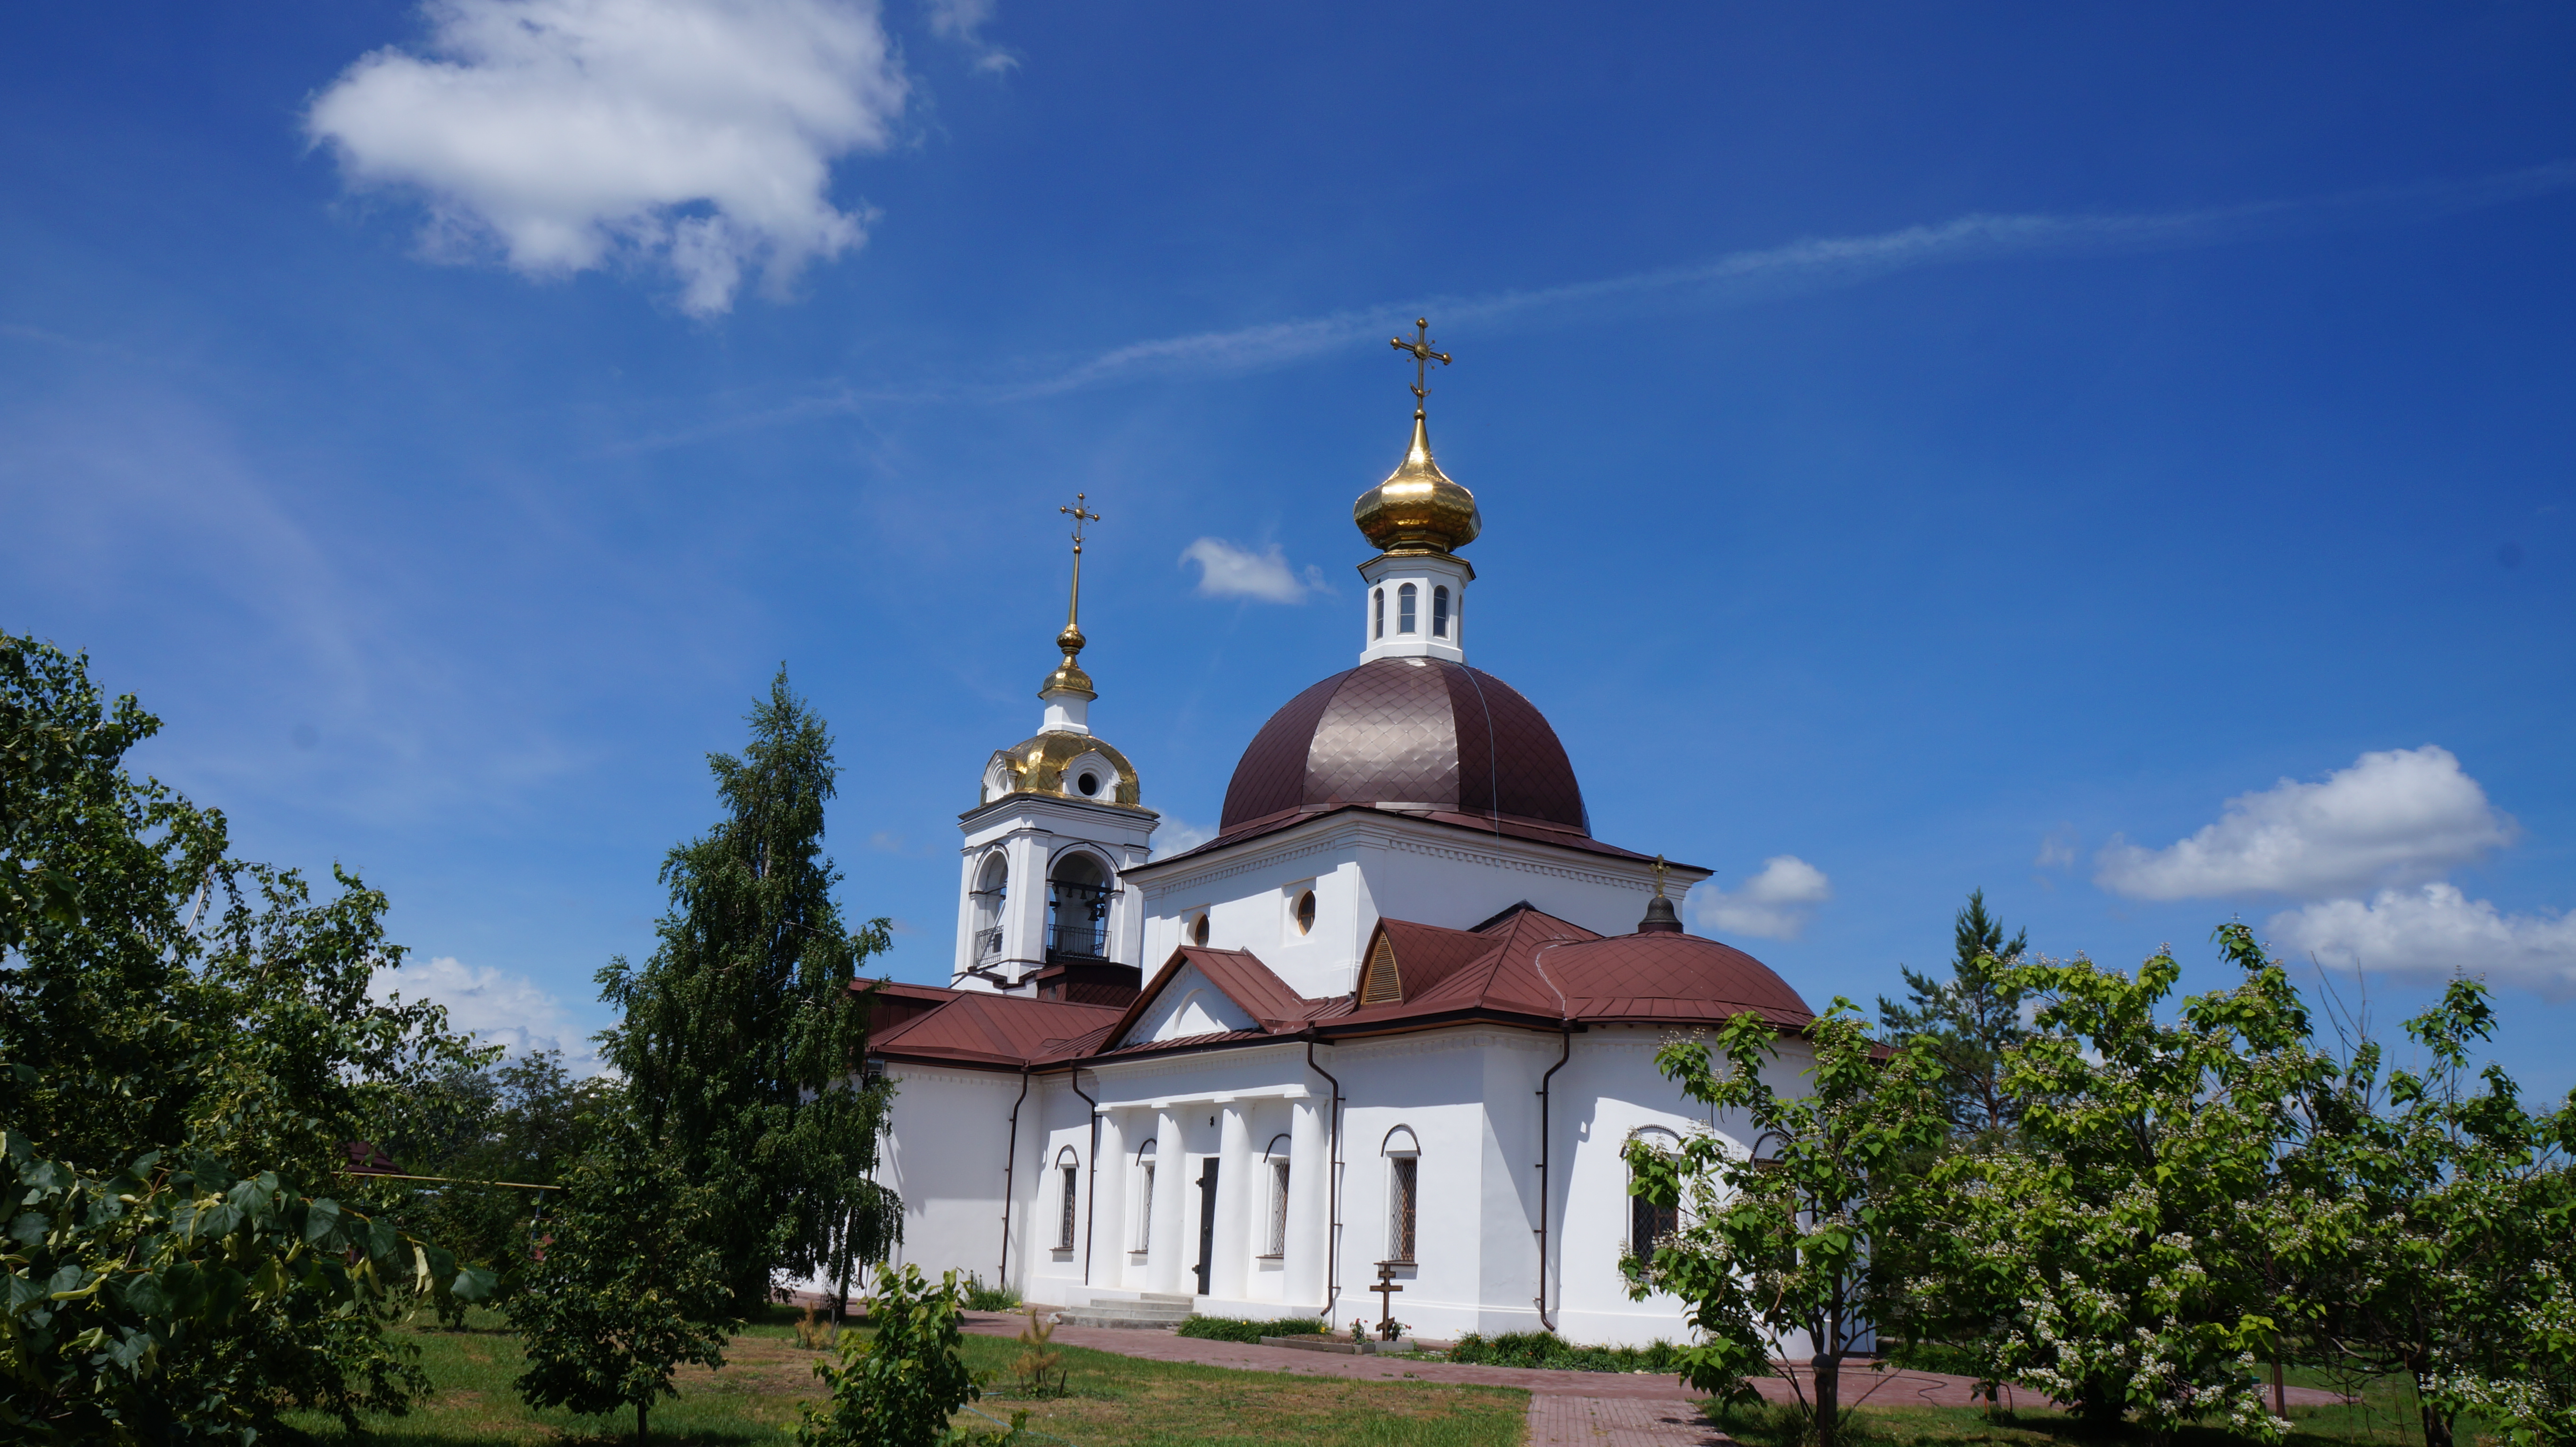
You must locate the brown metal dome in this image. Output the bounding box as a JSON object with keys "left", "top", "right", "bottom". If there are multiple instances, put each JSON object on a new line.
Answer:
{"left": 1219, "top": 657, "right": 1589, "bottom": 834}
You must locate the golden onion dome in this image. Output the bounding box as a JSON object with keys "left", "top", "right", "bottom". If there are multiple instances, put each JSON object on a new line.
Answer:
{"left": 983, "top": 732, "right": 1146, "bottom": 809}
{"left": 1353, "top": 408, "right": 1480, "bottom": 555}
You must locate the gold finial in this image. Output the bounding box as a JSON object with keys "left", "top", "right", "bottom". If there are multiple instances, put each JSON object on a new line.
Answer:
{"left": 1044, "top": 494, "right": 1101, "bottom": 699}
{"left": 1354, "top": 318, "right": 1480, "bottom": 555}
{"left": 1390, "top": 318, "right": 1451, "bottom": 415}
{"left": 1651, "top": 855, "right": 1669, "bottom": 899}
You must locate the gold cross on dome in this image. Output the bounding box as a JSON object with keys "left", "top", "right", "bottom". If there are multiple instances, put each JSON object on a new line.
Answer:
{"left": 1390, "top": 317, "right": 1451, "bottom": 404}
{"left": 1057, "top": 494, "right": 1102, "bottom": 634}
{"left": 1651, "top": 854, "right": 1670, "bottom": 899}
{"left": 1060, "top": 494, "right": 1101, "bottom": 554}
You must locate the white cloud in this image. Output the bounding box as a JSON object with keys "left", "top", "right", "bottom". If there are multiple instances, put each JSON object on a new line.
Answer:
{"left": 1150, "top": 817, "right": 1214, "bottom": 861}
{"left": 2093, "top": 746, "right": 2515, "bottom": 902}
{"left": 2034, "top": 826, "right": 2078, "bottom": 871}
{"left": 1180, "top": 538, "right": 1326, "bottom": 604}
{"left": 2270, "top": 884, "right": 2576, "bottom": 1002}
{"left": 924, "top": 0, "right": 1015, "bottom": 71}
{"left": 371, "top": 955, "right": 606, "bottom": 1074}
{"left": 307, "top": 0, "right": 910, "bottom": 316}
{"left": 1689, "top": 855, "right": 1832, "bottom": 941}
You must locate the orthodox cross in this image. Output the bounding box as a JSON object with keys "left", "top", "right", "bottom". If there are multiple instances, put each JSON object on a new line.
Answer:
{"left": 1368, "top": 1262, "right": 1405, "bottom": 1341}
{"left": 1059, "top": 494, "right": 1101, "bottom": 629}
{"left": 1651, "top": 854, "right": 1669, "bottom": 899}
{"left": 1390, "top": 317, "right": 1451, "bottom": 407}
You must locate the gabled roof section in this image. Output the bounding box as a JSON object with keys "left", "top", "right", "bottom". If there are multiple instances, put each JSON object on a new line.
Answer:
{"left": 870, "top": 989, "right": 1125, "bottom": 1071}
{"left": 1103, "top": 946, "right": 1336, "bottom": 1052}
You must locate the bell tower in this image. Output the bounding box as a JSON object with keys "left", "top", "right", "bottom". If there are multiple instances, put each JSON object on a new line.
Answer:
{"left": 951, "top": 495, "right": 1159, "bottom": 1003}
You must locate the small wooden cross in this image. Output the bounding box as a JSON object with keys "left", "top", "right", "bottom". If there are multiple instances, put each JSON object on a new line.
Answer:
{"left": 1389, "top": 317, "right": 1451, "bottom": 405}
{"left": 1368, "top": 1262, "right": 1405, "bottom": 1341}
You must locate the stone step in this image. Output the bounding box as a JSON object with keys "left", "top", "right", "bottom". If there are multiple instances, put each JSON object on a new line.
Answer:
{"left": 1054, "top": 1301, "right": 1196, "bottom": 1330}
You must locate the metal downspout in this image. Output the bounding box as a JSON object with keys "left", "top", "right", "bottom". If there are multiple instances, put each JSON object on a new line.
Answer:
{"left": 1000, "top": 1066, "right": 1031, "bottom": 1287}
{"left": 1535, "top": 1026, "right": 1572, "bottom": 1332}
{"left": 1305, "top": 1036, "right": 1344, "bottom": 1324}
{"left": 1068, "top": 1067, "right": 1100, "bottom": 1288}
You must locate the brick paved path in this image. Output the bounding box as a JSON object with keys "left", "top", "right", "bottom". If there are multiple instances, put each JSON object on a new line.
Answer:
{"left": 952, "top": 1310, "right": 2349, "bottom": 1447}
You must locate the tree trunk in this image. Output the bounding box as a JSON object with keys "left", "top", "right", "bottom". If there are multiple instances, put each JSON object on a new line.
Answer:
{"left": 1813, "top": 1351, "right": 1839, "bottom": 1447}
{"left": 2419, "top": 1396, "right": 2454, "bottom": 1447}
{"left": 636, "top": 1401, "right": 649, "bottom": 1447}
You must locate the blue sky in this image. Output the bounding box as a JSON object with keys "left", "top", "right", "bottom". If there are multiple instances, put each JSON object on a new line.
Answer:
{"left": 5, "top": 2, "right": 2571, "bottom": 1095}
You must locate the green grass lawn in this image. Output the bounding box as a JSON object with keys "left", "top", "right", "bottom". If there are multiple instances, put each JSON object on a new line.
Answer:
{"left": 283, "top": 1306, "right": 1528, "bottom": 1447}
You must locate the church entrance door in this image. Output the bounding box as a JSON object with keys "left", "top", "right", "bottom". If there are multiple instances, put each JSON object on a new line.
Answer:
{"left": 1193, "top": 1159, "right": 1220, "bottom": 1297}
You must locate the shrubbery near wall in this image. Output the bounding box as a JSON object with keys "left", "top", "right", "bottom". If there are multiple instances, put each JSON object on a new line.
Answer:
{"left": 1447, "top": 1332, "right": 1689, "bottom": 1373}
{"left": 1175, "top": 1315, "right": 1330, "bottom": 1342}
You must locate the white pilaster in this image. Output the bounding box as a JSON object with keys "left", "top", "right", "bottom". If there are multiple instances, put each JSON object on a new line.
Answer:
{"left": 1210, "top": 1103, "right": 1254, "bottom": 1300}
{"left": 1149, "top": 1108, "right": 1187, "bottom": 1295}
{"left": 1092, "top": 1107, "right": 1127, "bottom": 1289}
{"left": 1286, "top": 1097, "right": 1328, "bottom": 1310}
{"left": 1000, "top": 832, "right": 1050, "bottom": 985}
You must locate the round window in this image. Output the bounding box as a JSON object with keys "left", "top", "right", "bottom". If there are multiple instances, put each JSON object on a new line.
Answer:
{"left": 1295, "top": 890, "right": 1317, "bottom": 935}
{"left": 1190, "top": 913, "right": 1210, "bottom": 946}
{"left": 1076, "top": 771, "right": 1099, "bottom": 796}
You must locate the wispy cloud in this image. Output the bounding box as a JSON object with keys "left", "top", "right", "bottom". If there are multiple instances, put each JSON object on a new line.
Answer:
{"left": 1000, "top": 162, "right": 2576, "bottom": 399}
{"left": 607, "top": 160, "right": 2576, "bottom": 447}
{"left": 1179, "top": 538, "right": 1327, "bottom": 603}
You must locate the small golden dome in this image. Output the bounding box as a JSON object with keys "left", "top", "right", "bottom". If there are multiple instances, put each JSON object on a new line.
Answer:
{"left": 1353, "top": 409, "right": 1481, "bottom": 555}
{"left": 1042, "top": 621, "right": 1095, "bottom": 699}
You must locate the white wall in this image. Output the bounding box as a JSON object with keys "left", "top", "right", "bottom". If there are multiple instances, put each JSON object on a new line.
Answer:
{"left": 863, "top": 1023, "right": 1830, "bottom": 1353}
{"left": 1131, "top": 812, "right": 1710, "bottom": 1001}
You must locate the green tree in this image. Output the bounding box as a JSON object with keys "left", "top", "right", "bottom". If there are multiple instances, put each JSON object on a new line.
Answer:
{"left": 2279, "top": 978, "right": 2576, "bottom": 1447}
{"left": 398, "top": 1049, "right": 608, "bottom": 1317}
{"left": 794, "top": 1263, "right": 1024, "bottom": 1447}
{"left": 0, "top": 632, "right": 493, "bottom": 1438}
{"left": 1624, "top": 1001, "right": 1949, "bottom": 1447}
{"left": 1906, "top": 925, "right": 2331, "bottom": 1442}
{"left": 0, "top": 1132, "right": 489, "bottom": 1445}
{"left": 1876, "top": 888, "right": 2029, "bottom": 1138}
{"left": 507, "top": 1119, "right": 732, "bottom": 1446}
{"left": 596, "top": 668, "right": 899, "bottom": 1311}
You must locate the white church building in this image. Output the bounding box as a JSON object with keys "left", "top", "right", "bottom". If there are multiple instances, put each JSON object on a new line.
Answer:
{"left": 854, "top": 350, "right": 1823, "bottom": 1347}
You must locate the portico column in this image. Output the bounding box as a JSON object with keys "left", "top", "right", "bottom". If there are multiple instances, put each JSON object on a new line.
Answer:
{"left": 1091, "top": 1109, "right": 1127, "bottom": 1292}
{"left": 1147, "top": 1108, "right": 1187, "bottom": 1295}
{"left": 1285, "top": 1097, "right": 1328, "bottom": 1310}
{"left": 1209, "top": 1103, "right": 1253, "bottom": 1301}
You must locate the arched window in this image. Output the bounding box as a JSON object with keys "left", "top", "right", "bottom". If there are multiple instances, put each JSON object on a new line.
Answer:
{"left": 1048, "top": 852, "right": 1110, "bottom": 961}
{"left": 1262, "top": 1134, "right": 1293, "bottom": 1257}
{"left": 1381, "top": 1125, "right": 1420, "bottom": 1263}
{"left": 1628, "top": 1127, "right": 1682, "bottom": 1260}
{"left": 1397, "top": 582, "right": 1417, "bottom": 635}
{"left": 1294, "top": 889, "right": 1316, "bottom": 935}
{"left": 1189, "top": 911, "right": 1211, "bottom": 946}
{"left": 1431, "top": 586, "right": 1450, "bottom": 638}
{"left": 1055, "top": 1146, "right": 1081, "bottom": 1251}
{"left": 1134, "top": 1139, "right": 1157, "bottom": 1252}
{"left": 971, "top": 853, "right": 1008, "bottom": 962}
{"left": 1372, "top": 587, "right": 1385, "bottom": 639}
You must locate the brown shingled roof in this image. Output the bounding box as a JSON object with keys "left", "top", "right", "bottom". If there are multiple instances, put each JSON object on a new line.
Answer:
{"left": 870, "top": 989, "right": 1124, "bottom": 1071}
{"left": 862, "top": 911, "right": 1813, "bottom": 1073}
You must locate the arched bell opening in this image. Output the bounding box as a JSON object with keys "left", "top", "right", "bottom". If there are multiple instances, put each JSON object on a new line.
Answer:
{"left": 1047, "top": 851, "right": 1112, "bottom": 962}
{"left": 970, "top": 851, "right": 1008, "bottom": 963}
